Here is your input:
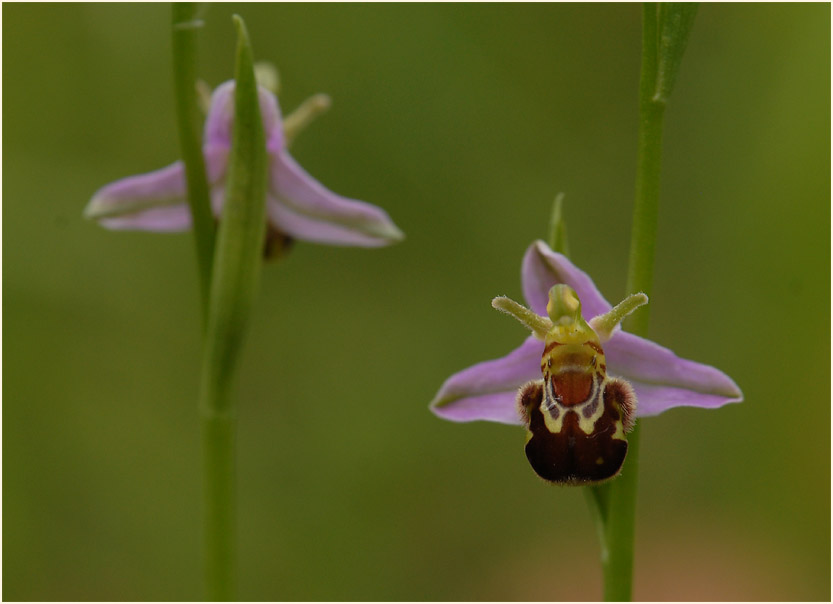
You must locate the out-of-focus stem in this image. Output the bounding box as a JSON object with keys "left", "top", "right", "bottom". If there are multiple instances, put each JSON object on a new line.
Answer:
{"left": 596, "top": 4, "right": 665, "bottom": 600}
{"left": 172, "top": 3, "right": 216, "bottom": 324}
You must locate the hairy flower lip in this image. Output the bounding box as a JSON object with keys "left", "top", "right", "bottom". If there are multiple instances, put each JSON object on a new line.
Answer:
{"left": 430, "top": 240, "right": 742, "bottom": 425}
{"left": 85, "top": 80, "right": 404, "bottom": 247}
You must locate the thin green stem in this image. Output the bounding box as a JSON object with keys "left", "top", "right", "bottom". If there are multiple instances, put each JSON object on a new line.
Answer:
{"left": 172, "top": 3, "right": 216, "bottom": 324}
{"left": 597, "top": 4, "right": 665, "bottom": 600}
{"left": 584, "top": 478, "right": 609, "bottom": 565}
{"left": 627, "top": 4, "right": 664, "bottom": 316}
{"left": 203, "top": 414, "right": 236, "bottom": 601}
{"left": 600, "top": 425, "right": 642, "bottom": 600}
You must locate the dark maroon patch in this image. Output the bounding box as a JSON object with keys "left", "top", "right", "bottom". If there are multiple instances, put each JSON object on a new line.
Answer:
{"left": 550, "top": 371, "right": 592, "bottom": 406}
{"left": 523, "top": 386, "right": 628, "bottom": 485}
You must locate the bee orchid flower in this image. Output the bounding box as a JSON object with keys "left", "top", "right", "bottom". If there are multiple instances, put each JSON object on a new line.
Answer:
{"left": 431, "top": 240, "right": 743, "bottom": 427}
{"left": 84, "top": 81, "right": 404, "bottom": 247}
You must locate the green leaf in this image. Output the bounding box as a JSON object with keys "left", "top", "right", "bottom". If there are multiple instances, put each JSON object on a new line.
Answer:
{"left": 653, "top": 3, "right": 699, "bottom": 103}
{"left": 199, "top": 15, "right": 267, "bottom": 601}
{"left": 547, "top": 192, "right": 570, "bottom": 256}
{"left": 201, "top": 14, "right": 268, "bottom": 416}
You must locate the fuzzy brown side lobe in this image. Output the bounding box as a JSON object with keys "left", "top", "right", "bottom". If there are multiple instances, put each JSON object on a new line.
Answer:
{"left": 517, "top": 381, "right": 544, "bottom": 427}
{"left": 605, "top": 378, "right": 636, "bottom": 432}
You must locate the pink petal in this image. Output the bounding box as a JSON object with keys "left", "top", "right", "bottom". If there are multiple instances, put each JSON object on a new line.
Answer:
{"left": 99, "top": 205, "right": 193, "bottom": 231}
{"left": 605, "top": 330, "right": 743, "bottom": 415}
{"left": 430, "top": 335, "right": 542, "bottom": 424}
{"left": 268, "top": 151, "right": 404, "bottom": 246}
{"left": 522, "top": 241, "right": 612, "bottom": 318}
{"left": 630, "top": 383, "right": 741, "bottom": 417}
{"left": 85, "top": 161, "right": 191, "bottom": 231}
{"left": 432, "top": 391, "right": 524, "bottom": 425}
{"left": 203, "top": 80, "right": 284, "bottom": 153}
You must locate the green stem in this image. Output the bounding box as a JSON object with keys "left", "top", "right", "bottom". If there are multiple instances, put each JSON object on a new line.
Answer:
{"left": 202, "top": 414, "right": 236, "bottom": 601}
{"left": 599, "top": 425, "right": 642, "bottom": 600}
{"left": 626, "top": 4, "right": 665, "bottom": 331}
{"left": 584, "top": 485, "right": 609, "bottom": 558}
{"left": 597, "top": 5, "right": 665, "bottom": 600}
{"left": 172, "top": 3, "right": 216, "bottom": 324}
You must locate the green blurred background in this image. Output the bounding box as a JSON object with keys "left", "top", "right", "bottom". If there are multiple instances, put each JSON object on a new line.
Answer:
{"left": 4, "top": 3, "right": 830, "bottom": 601}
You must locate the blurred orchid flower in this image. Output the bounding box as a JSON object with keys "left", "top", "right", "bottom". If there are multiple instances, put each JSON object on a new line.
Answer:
{"left": 84, "top": 81, "right": 404, "bottom": 247}
{"left": 431, "top": 240, "right": 742, "bottom": 425}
